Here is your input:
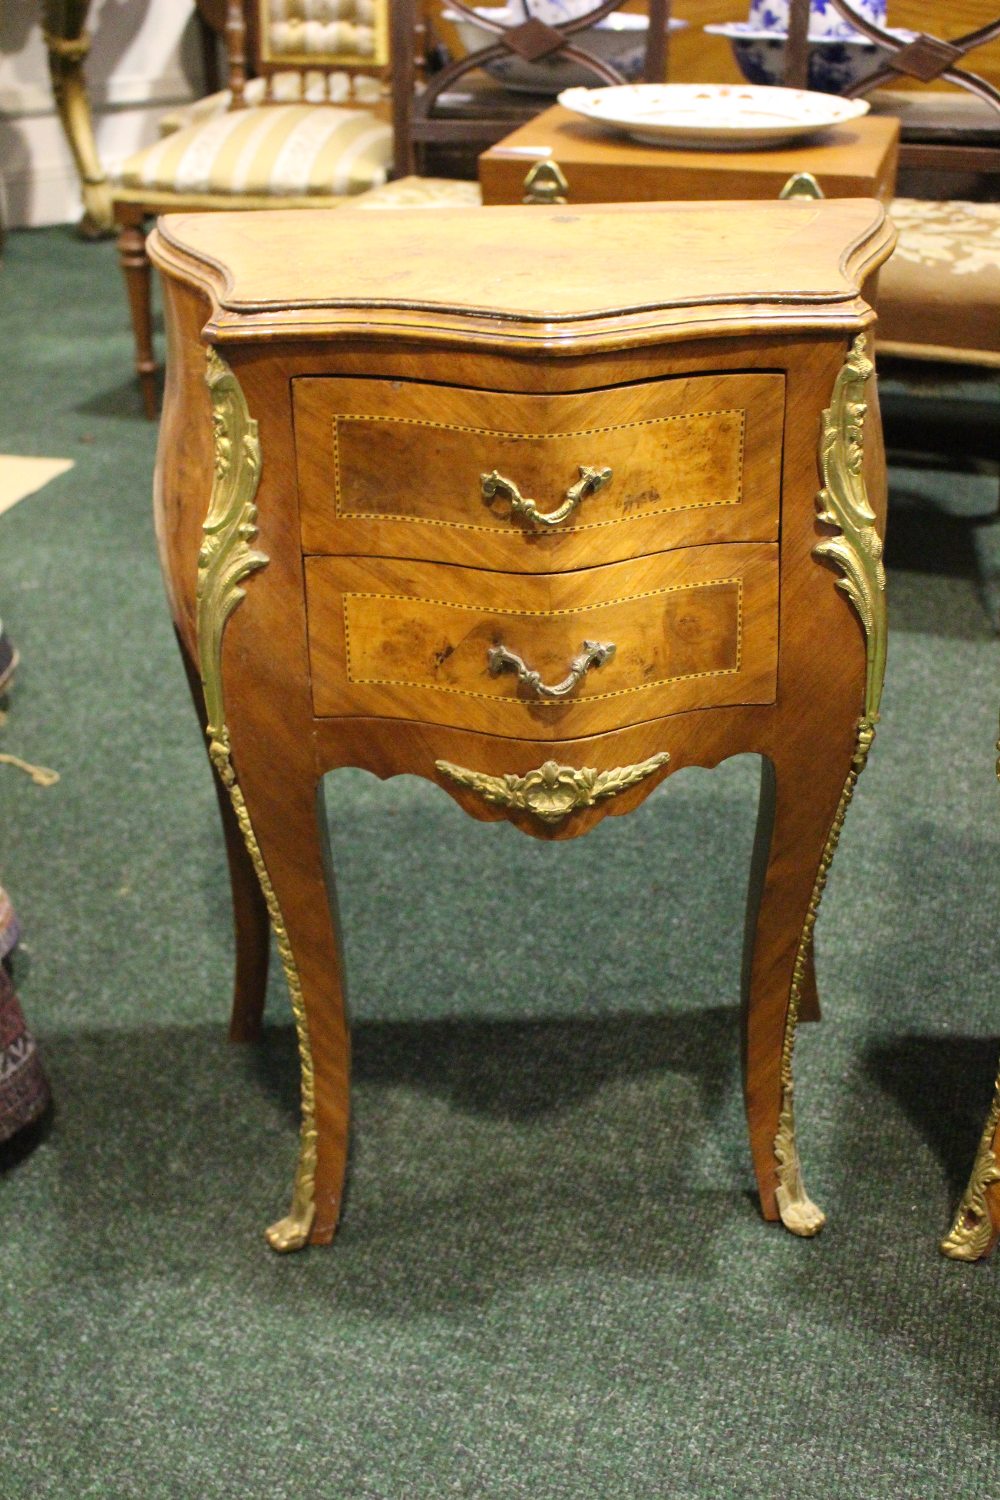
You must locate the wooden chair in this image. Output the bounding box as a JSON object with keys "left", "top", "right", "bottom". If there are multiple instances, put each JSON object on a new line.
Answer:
{"left": 111, "top": 0, "right": 392, "bottom": 417}
{"left": 392, "top": 0, "right": 673, "bottom": 182}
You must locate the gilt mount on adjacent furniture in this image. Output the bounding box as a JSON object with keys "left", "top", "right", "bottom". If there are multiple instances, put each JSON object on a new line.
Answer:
{"left": 149, "top": 197, "right": 895, "bottom": 1252}
{"left": 941, "top": 718, "right": 1000, "bottom": 1263}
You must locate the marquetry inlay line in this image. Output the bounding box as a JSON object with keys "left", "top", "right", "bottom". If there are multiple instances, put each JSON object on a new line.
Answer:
{"left": 340, "top": 578, "right": 744, "bottom": 701}
{"left": 330, "top": 408, "right": 747, "bottom": 529}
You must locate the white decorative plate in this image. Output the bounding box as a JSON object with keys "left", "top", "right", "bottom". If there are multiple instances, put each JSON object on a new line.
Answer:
{"left": 557, "top": 83, "right": 870, "bottom": 149}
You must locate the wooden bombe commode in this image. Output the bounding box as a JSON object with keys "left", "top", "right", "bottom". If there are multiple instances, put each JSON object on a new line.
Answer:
{"left": 150, "top": 198, "right": 894, "bottom": 1251}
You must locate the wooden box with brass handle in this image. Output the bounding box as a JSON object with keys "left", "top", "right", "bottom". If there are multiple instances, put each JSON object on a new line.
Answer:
{"left": 150, "top": 198, "right": 894, "bottom": 1252}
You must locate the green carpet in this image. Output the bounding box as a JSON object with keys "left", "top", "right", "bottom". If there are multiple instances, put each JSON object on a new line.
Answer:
{"left": 1, "top": 227, "right": 999, "bottom": 1499}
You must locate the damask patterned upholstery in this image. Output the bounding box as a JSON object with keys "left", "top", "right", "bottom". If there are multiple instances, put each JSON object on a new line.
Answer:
{"left": 878, "top": 198, "right": 1000, "bottom": 368}
{"left": 341, "top": 175, "right": 485, "bottom": 208}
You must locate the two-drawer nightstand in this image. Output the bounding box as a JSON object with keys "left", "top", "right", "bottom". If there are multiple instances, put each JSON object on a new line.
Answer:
{"left": 149, "top": 198, "right": 894, "bottom": 1252}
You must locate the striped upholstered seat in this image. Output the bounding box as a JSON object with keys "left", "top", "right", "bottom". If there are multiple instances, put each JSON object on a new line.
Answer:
{"left": 112, "top": 0, "right": 393, "bottom": 415}
{"left": 115, "top": 102, "right": 391, "bottom": 202}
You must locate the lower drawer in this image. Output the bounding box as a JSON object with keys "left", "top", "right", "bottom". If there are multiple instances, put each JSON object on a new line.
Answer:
{"left": 305, "top": 546, "right": 778, "bottom": 739}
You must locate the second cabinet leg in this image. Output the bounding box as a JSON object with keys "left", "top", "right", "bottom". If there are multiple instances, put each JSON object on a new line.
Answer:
{"left": 742, "top": 725, "right": 874, "bottom": 1236}
{"left": 223, "top": 755, "right": 351, "bottom": 1251}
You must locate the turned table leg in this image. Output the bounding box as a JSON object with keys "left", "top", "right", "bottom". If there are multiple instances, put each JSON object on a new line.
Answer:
{"left": 115, "top": 206, "right": 158, "bottom": 419}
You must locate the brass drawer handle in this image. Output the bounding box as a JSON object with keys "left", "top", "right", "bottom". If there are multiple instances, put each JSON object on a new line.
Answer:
{"left": 488, "top": 638, "right": 616, "bottom": 701}
{"left": 481, "top": 464, "right": 612, "bottom": 531}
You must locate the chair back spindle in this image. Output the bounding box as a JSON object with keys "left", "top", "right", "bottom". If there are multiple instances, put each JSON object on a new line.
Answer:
{"left": 225, "top": 0, "right": 248, "bottom": 109}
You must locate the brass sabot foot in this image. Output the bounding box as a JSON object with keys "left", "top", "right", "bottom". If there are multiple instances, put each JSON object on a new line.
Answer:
{"left": 940, "top": 1213, "right": 998, "bottom": 1263}
{"left": 265, "top": 1203, "right": 316, "bottom": 1253}
{"left": 776, "top": 1184, "right": 827, "bottom": 1238}
{"left": 774, "top": 1087, "right": 826, "bottom": 1237}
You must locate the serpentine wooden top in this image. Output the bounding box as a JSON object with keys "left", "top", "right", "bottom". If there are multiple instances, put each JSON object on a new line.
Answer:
{"left": 149, "top": 198, "right": 894, "bottom": 352}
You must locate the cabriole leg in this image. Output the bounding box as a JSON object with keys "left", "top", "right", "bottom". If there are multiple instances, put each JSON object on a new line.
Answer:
{"left": 742, "top": 725, "right": 874, "bottom": 1236}
{"left": 219, "top": 757, "right": 350, "bottom": 1251}
{"left": 175, "top": 629, "right": 270, "bottom": 1043}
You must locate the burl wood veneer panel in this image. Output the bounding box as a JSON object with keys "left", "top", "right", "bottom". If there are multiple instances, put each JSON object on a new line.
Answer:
{"left": 305, "top": 544, "right": 778, "bottom": 737}
{"left": 294, "top": 373, "right": 784, "bottom": 570}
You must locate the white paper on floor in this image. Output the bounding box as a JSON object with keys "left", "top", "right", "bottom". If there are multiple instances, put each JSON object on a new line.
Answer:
{"left": 0, "top": 456, "right": 75, "bottom": 517}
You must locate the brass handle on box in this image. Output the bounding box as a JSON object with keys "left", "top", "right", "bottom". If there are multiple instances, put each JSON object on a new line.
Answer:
{"left": 487, "top": 638, "right": 616, "bottom": 701}
{"left": 522, "top": 160, "right": 569, "bottom": 205}
{"left": 481, "top": 464, "right": 612, "bottom": 530}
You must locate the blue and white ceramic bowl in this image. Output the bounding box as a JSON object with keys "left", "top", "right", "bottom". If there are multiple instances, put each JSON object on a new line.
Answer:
{"left": 705, "top": 21, "right": 910, "bottom": 94}
{"left": 444, "top": 6, "right": 686, "bottom": 94}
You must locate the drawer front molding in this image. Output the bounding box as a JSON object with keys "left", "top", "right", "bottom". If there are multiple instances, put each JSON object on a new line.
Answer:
{"left": 773, "top": 334, "right": 887, "bottom": 1239}
{"left": 436, "top": 751, "right": 670, "bottom": 825}
{"left": 198, "top": 348, "right": 318, "bottom": 1255}
{"left": 295, "top": 374, "right": 784, "bottom": 570}
{"left": 304, "top": 547, "right": 778, "bottom": 738}
{"left": 338, "top": 578, "right": 745, "bottom": 705}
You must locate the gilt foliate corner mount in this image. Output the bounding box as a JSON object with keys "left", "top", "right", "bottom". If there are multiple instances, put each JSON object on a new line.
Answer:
{"left": 198, "top": 348, "right": 318, "bottom": 1253}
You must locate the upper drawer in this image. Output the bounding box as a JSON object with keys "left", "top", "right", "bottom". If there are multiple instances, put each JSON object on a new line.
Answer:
{"left": 294, "top": 373, "right": 784, "bottom": 571}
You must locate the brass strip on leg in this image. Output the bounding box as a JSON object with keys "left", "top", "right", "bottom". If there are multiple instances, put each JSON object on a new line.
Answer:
{"left": 941, "top": 1085, "right": 1000, "bottom": 1260}
{"left": 941, "top": 722, "right": 1000, "bottom": 1261}
{"left": 773, "top": 334, "right": 887, "bottom": 1237}
{"left": 198, "top": 348, "right": 317, "bottom": 1252}
{"left": 775, "top": 720, "right": 874, "bottom": 1236}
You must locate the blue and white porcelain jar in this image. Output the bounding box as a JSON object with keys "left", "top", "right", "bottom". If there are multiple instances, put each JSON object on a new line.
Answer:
{"left": 745, "top": 0, "right": 887, "bottom": 39}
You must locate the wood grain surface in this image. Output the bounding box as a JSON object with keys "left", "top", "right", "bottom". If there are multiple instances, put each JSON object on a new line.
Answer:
{"left": 151, "top": 201, "right": 893, "bottom": 1247}
{"left": 294, "top": 371, "right": 783, "bottom": 570}
{"left": 305, "top": 546, "right": 778, "bottom": 735}
{"left": 151, "top": 198, "right": 894, "bottom": 351}
{"left": 480, "top": 110, "right": 901, "bottom": 205}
